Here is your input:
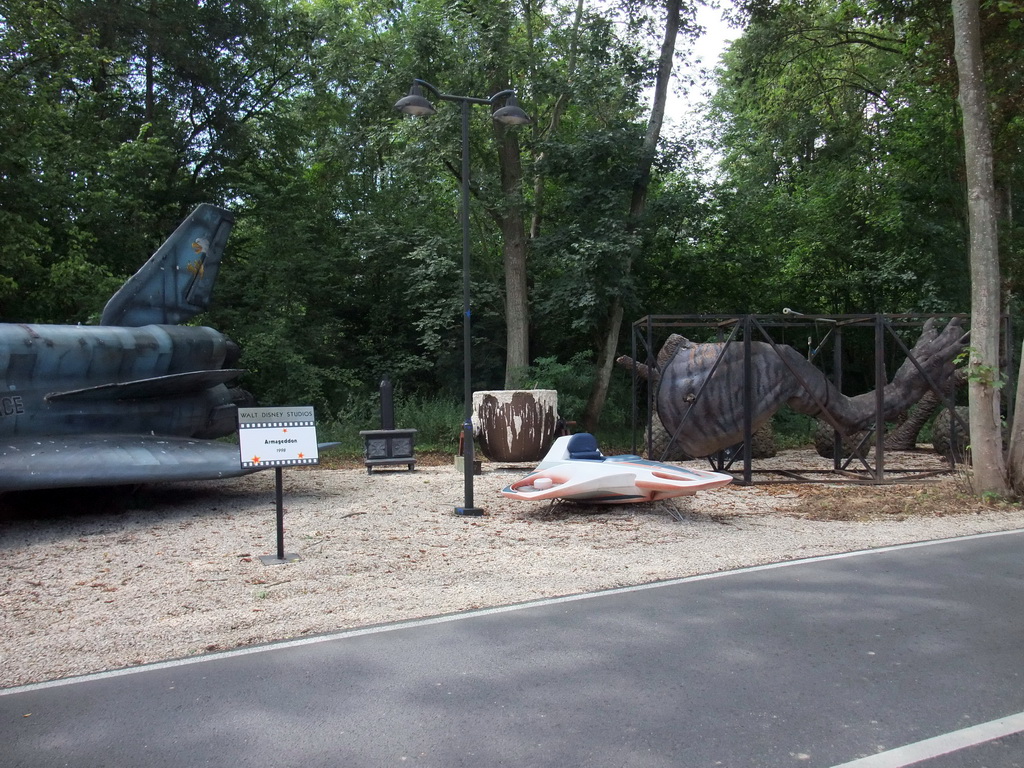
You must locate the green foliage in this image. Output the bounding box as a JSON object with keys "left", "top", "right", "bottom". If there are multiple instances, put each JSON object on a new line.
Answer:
{"left": 707, "top": 0, "right": 979, "bottom": 315}
{"left": 395, "top": 397, "right": 465, "bottom": 451}
{"left": 316, "top": 394, "right": 463, "bottom": 454}
{"left": 6, "top": 0, "right": 1021, "bottom": 436}
{"left": 529, "top": 123, "right": 648, "bottom": 350}
{"left": 0, "top": 0, "right": 317, "bottom": 322}
{"left": 956, "top": 346, "right": 1008, "bottom": 389}
{"left": 772, "top": 408, "right": 817, "bottom": 449}
{"left": 506, "top": 352, "right": 595, "bottom": 422}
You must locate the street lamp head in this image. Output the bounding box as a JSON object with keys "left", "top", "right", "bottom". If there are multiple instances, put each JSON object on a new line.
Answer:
{"left": 394, "top": 83, "right": 436, "bottom": 117}
{"left": 492, "top": 94, "right": 531, "bottom": 126}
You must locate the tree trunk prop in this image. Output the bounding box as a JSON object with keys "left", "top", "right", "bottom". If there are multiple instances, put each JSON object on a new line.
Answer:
{"left": 932, "top": 406, "right": 971, "bottom": 463}
{"left": 813, "top": 422, "right": 871, "bottom": 460}
{"left": 473, "top": 390, "right": 559, "bottom": 463}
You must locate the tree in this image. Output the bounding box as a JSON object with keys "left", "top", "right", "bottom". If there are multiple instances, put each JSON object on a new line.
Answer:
{"left": 952, "top": 0, "right": 1010, "bottom": 496}
{"left": 706, "top": 0, "right": 1021, "bottom": 496}
{"left": 0, "top": 0, "right": 315, "bottom": 323}
{"left": 581, "top": 0, "right": 686, "bottom": 430}
{"left": 381, "top": 0, "right": 666, "bottom": 402}
{"left": 708, "top": 0, "right": 973, "bottom": 315}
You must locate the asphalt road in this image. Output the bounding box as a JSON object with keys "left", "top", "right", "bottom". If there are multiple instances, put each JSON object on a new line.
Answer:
{"left": 4, "top": 530, "right": 1024, "bottom": 768}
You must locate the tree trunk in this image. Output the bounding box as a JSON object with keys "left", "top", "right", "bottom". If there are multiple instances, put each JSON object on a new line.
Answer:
{"left": 583, "top": 299, "right": 625, "bottom": 430}
{"left": 528, "top": 0, "right": 584, "bottom": 241}
{"left": 496, "top": 0, "right": 587, "bottom": 388}
{"left": 582, "top": 0, "right": 681, "bottom": 430}
{"left": 951, "top": 0, "right": 1009, "bottom": 497}
{"left": 494, "top": 126, "right": 531, "bottom": 388}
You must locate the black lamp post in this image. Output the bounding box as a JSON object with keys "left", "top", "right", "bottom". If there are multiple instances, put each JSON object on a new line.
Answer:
{"left": 395, "top": 79, "right": 530, "bottom": 516}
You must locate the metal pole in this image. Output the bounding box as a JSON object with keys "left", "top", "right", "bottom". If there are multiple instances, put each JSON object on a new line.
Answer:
{"left": 874, "top": 314, "right": 885, "bottom": 482}
{"left": 456, "top": 98, "right": 483, "bottom": 516}
{"left": 742, "top": 315, "right": 753, "bottom": 485}
{"left": 396, "top": 79, "right": 525, "bottom": 516}
{"left": 645, "top": 315, "right": 654, "bottom": 459}
{"left": 275, "top": 466, "right": 285, "bottom": 559}
{"left": 833, "top": 325, "right": 843, "bottom": 470}
{"left": 257, "top": 466, "right": 299, "bottom": 565}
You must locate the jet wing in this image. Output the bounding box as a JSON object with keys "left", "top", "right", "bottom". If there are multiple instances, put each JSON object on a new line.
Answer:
{"left": 45, "top": 369, "right": 247, "bottom": 402}
{"left": 0, "top": 434, "right": 258, "bottom": 491}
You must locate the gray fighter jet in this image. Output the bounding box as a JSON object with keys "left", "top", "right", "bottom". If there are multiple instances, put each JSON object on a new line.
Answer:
{"left": 0, "top": 204, "right": 257, "bottom": 491}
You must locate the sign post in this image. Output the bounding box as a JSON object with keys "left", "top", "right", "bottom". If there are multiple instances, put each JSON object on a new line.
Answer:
{"left": 237, "top": 406, "right": 319, "bottom": 565}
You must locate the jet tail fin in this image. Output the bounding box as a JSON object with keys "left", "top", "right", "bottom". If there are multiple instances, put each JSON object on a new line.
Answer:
{"left": 100, "top": 204, "right": 235, "bottom": 326}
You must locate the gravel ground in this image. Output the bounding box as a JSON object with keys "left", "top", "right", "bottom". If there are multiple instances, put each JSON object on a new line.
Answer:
{"left": 2, "top": 449, "right": 1023, "bottom": 689}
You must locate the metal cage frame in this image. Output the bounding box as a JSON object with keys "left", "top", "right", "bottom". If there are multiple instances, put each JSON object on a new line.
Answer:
{"left": 625, "top": 313, "right": 1010, "bottom": 485}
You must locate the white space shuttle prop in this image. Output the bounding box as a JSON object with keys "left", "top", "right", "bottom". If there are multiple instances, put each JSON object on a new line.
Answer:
{"left": 501, "top": 433, "right": 732, "bottom": 504}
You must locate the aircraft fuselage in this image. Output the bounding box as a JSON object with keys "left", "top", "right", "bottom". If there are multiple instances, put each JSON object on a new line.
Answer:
{"left": 0, "top": 323, "right": 243, "bottom": 442}
{"left": 0, "top": 203, "right": 265, "bottom": 491}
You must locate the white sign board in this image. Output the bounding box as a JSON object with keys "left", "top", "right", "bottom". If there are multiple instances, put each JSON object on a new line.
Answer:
{"left": 238, "top": 406, "right": 319, "bottom": 469}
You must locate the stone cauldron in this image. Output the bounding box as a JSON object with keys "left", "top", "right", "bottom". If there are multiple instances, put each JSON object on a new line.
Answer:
{"left": 472, "top": 389, "right": 559, "bottom": 463}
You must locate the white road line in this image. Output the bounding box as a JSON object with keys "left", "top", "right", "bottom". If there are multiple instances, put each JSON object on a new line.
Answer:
{"left": 3, "top": 528, "right": 1023, "bottom": 697}
{"left": 830, "top": 711, "right": 1024, "bottom": 767}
